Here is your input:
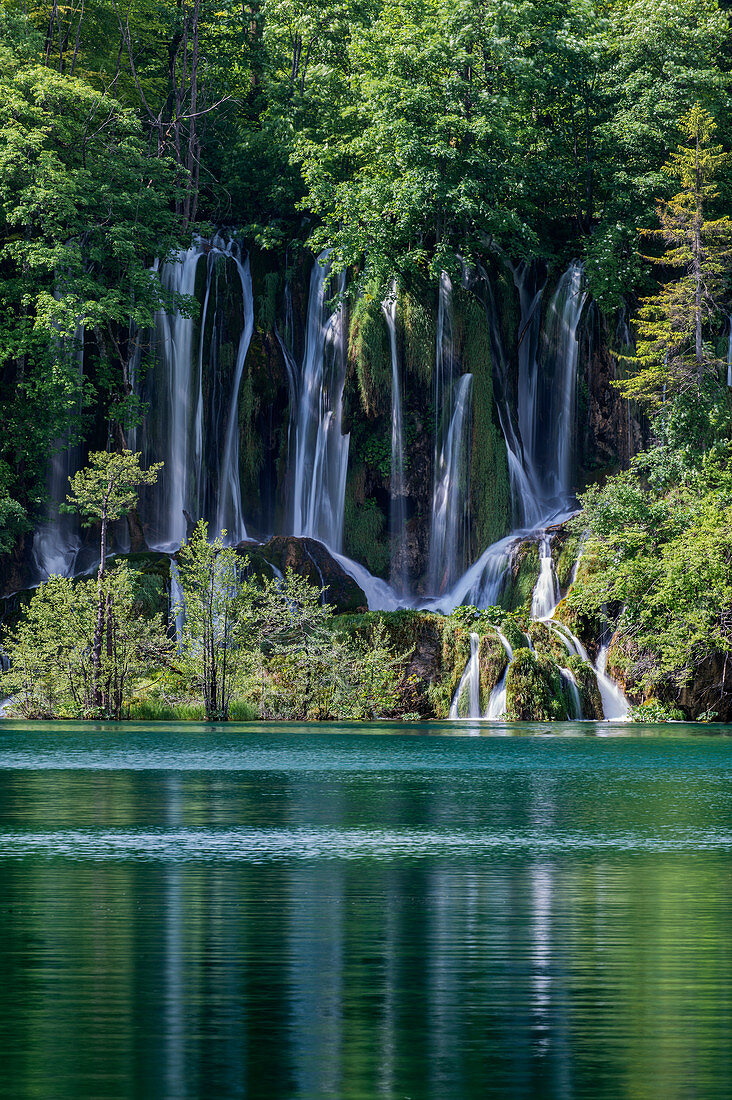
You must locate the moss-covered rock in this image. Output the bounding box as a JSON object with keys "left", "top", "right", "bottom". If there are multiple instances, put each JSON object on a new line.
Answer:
{"left": 567, "top": 656, "right": 603, "bottom": 720}
{"left": 452, "top": 287, "right": 512, "bottom": 553}
{"left": 505, "top": 648, "right": 573, "bottom": 721}
{"left": 348, "top": 286, "right": 392, "bottom": 418}
{"left": 552, "top": 529, "right": 581, "bottom": 592}
{"left": 252, "top": 536, "right": 367, "bottom": 613}
{"left": 502, "top": 540, "right": 540, "bottom": 612}
{"left": 338, "top": 608, "right": 447, "bottom": 717}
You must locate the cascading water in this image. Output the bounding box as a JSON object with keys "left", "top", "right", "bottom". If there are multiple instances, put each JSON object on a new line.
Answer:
{"left": 560, "top": 668, "right": 583, "bottom": 719}
{"left": 427, "top": 273, "right": 473, "bottom": 594}
{"left": 485, "top": 629, "right": 515, "bottom": 720}
{"left": 595, "top": 644, "right": 630, "bottom": 720}
{"left": 428, "top": 372, "right": 473, "bottom": 595}
{"left": 291, "top": 255, "right": 349, "bottom": 551}
{"left": 536, "top": 264, "right": 588, "bottom": 505}
{"left": 510, "top": 261, "right": 546, "bottom": 517}
{"left": 31, "top": 324, "right": 85, "bottom": 581}
{"left": 531, "top": 536, "right": 559, "bottom": 620}
{"left": 449, "top": 632, "right": 481, "bottom": 719}
{"left": 727, "top": 316, "right": 732, "bottom": 388}
{"left": 382, "top": 283, "right": 408, "bottom": 594}
{"left": 142, "top": 234, "right": 254, "bottom": 551}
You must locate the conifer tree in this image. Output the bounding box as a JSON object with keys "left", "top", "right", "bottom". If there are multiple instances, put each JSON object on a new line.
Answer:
{"left": 618, "top": 103, "right": 732, "bottom": 404}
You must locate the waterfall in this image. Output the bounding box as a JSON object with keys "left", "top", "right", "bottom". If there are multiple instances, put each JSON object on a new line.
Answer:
{"left": 31, "top": 324, "right": 85, "bottom": 581}
{"left": 427, "top": 273, "right": 473, "bottom": 593}
{"left": 550, "top": 621, "right": 629, "bottom": 721}
{"left": 169, "top": 559, "right": 185, "bottom": 650}
{"left": 595, "top": 644, "right": 630, "bottom": 721}
{"left": 531, "top": 536, "right": 559, "bottom": 620}
{"left": 143, "top": 234, "right": 254, "bottom": 551}
{"left": 449, "top": 632, "right": 481, "bottom": 719}
{"left": 215, "top": 250, "right": 254, "bottom": 543}
{"left": 538, "top": 263, "right": 588, "bottom": 504}
{"left": 560, "top": 668, "right": 583, "bottom": 719}
{"left": 511, "top": 261, "right": 546, "bottom": 517}
{"left": 482, "top": 266, "right": 544, "bottom": 528}
{"left": 382, "top": 284, "right": 408, "bottom": 594}
{"left": 428, "top": 369, "right": 473, "bottom": 594}
{"left": 727, "top": 316, "right": 732, "bottom": 388}
{"left": 291, "top": 255, "right": 349, "bottom": 551}
{"left": 485, "top": 629, "right": 515, "bottom": 720}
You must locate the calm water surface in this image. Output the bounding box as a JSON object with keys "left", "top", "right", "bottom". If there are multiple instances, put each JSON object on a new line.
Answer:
{"left": 0, "top": 720, "right": 731, "bottom": 1099}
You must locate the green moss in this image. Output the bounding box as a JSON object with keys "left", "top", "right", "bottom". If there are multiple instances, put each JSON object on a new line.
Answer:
{"left": 427, "top": 618, "right": 471, "bottom": 717}
{"left": 505, "top": 648, "right": 568, "bottom": 721}
{"left": 554, "top": 531, "right": 581, "bottom": 591}
{"left": 349, "top": 285, "right": 392, "bottom": 417}
{"left": 528, "top": 619, "right": 569, "bottom": 663}
{"left": 452, "top": 288, "right": 512, "bottom": 551}
{"left": 343, "top": 465, "right": 390, "bottom": 578}
{"left": 478, "top": 630, "right": 509, "bottom": 704}
{"left": 502, "top": 541, "right": 540, "bottom": 612}
{"left": 400, "top": 288, "right": 435, "bottom": 385}
{"left": 566, "top": 656, "right": 603, "bottom": 720}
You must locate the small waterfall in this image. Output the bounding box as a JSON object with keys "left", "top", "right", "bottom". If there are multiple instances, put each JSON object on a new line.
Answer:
{"left": 560, "top": 668, "right": 583, "bottom": 719}
{"left": 550, "top": 621, "right": 629, "bottom": 721}
{"left": 727, "top": 316, "right": 732, "bottom": 388}
{"left": 428, "top": 274, "right": 473, "bottom": 593}
{"left": 215, "top": 249, "right": 254, "bottom": 543}
{"left": 449, "top": 632, "right": 481, "bottom": 719}
{"left": 291, "top": 255, "right": 349, "bottom": 551}
{"left": 144, "top": 244, "right": 201, "bottom": 550}
{"left": 485, "top": 629, "right": 515, "bottom": 720}
{"left": 428, "top": 371, "right": 473, "bottom": 594}
{"left": 595, "top": 644, "right": 630, "bottom": 720}
{"left": 539, "top": 263, "right": 588, "bottom": 504}
{"left": 482, "top": 266, "right": 544, "bottom": 528}
{"left": 511, "top": 261, "right": 546, "bottom": 516}
{"left": 531, "top": 536, "right": 559, "bottom": 620}
{"left": 143, "top": 234, "right": 254, "bottom": 550}
{"left": 31, "top": 324, "right": 85, "bottom": 580}
{"left": 382, "top": 284, "right": 408, "bottom": 594}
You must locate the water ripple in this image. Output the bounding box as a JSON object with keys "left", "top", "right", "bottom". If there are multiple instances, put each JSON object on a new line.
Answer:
{"left": 0, "top": 825, "right": 730, "bottom": 861}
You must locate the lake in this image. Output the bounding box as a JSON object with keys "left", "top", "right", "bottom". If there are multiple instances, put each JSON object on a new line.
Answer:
{"left": 0, "top": 720, "right": 730, "bottom": 1099}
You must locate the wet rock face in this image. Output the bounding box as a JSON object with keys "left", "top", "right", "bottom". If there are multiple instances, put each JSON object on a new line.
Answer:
{"left": 243, "top": 535, "right": 367, "bottom": 614}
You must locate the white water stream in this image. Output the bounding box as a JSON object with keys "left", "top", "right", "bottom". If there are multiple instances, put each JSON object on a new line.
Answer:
{"left": 291, "top": 255, "right": 349, "bottom": 551}
{"left": 382, "top": 284, "right": 408, "bottom": 594}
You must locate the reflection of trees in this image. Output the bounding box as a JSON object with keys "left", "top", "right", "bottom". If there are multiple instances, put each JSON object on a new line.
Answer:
{"left": 0, "top": 745, "right": 730, "bottom": 1096}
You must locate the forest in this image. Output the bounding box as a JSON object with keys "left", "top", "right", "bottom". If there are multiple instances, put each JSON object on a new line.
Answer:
{"left": 1, "top": 0, "right": 732, "bottom": 721}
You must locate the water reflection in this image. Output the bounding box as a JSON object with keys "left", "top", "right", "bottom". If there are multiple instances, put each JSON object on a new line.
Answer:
{"left": 0, "top": 726, "right": 730, "bottom": 1098}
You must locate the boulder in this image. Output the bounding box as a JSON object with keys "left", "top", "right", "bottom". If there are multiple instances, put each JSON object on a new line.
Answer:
{"left": 242, "top": 536, "right": 367, "bottom": 614}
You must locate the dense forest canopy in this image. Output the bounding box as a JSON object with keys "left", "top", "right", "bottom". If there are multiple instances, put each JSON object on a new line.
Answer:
{"left": 2, "top": 0, "right": 732, "bottom": 720}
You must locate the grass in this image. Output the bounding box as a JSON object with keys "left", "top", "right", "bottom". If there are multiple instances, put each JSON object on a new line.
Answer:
{"left": 129, "top": 699, "right": 258, "bottom": 722}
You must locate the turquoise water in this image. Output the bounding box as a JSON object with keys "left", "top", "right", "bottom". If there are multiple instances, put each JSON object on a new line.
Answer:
{"left": 0, "top": 720, "right": 731, "bottom": 1098}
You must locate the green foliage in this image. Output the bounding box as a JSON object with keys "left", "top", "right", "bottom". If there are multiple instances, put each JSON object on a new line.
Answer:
{"left": 628, "top": 699, "right": 685, "bottom": 723}
{"left": 617, "top": 104, "right": 732, "bottom": 403}
{"left": 569, "top": 445, "right": 732, "bottom": 697}
{"left": 65, "top": 450, "right": 163, "bottom": 529}
{"left": 1, "top": 564, "right": 172, "bottom": 719}
{"left": 349, "top": 285, "right": 391, "bottom": 416}
{"left": 505, "top": 648, "right": 570, "bottom": 722}
{"left": 175, "top": 521, "right": 257, "bottom": 721}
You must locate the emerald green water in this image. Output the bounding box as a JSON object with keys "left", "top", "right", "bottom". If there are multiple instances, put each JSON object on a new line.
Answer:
{"left": 0, "top": 721, "right": 731, "bottom": 1099}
